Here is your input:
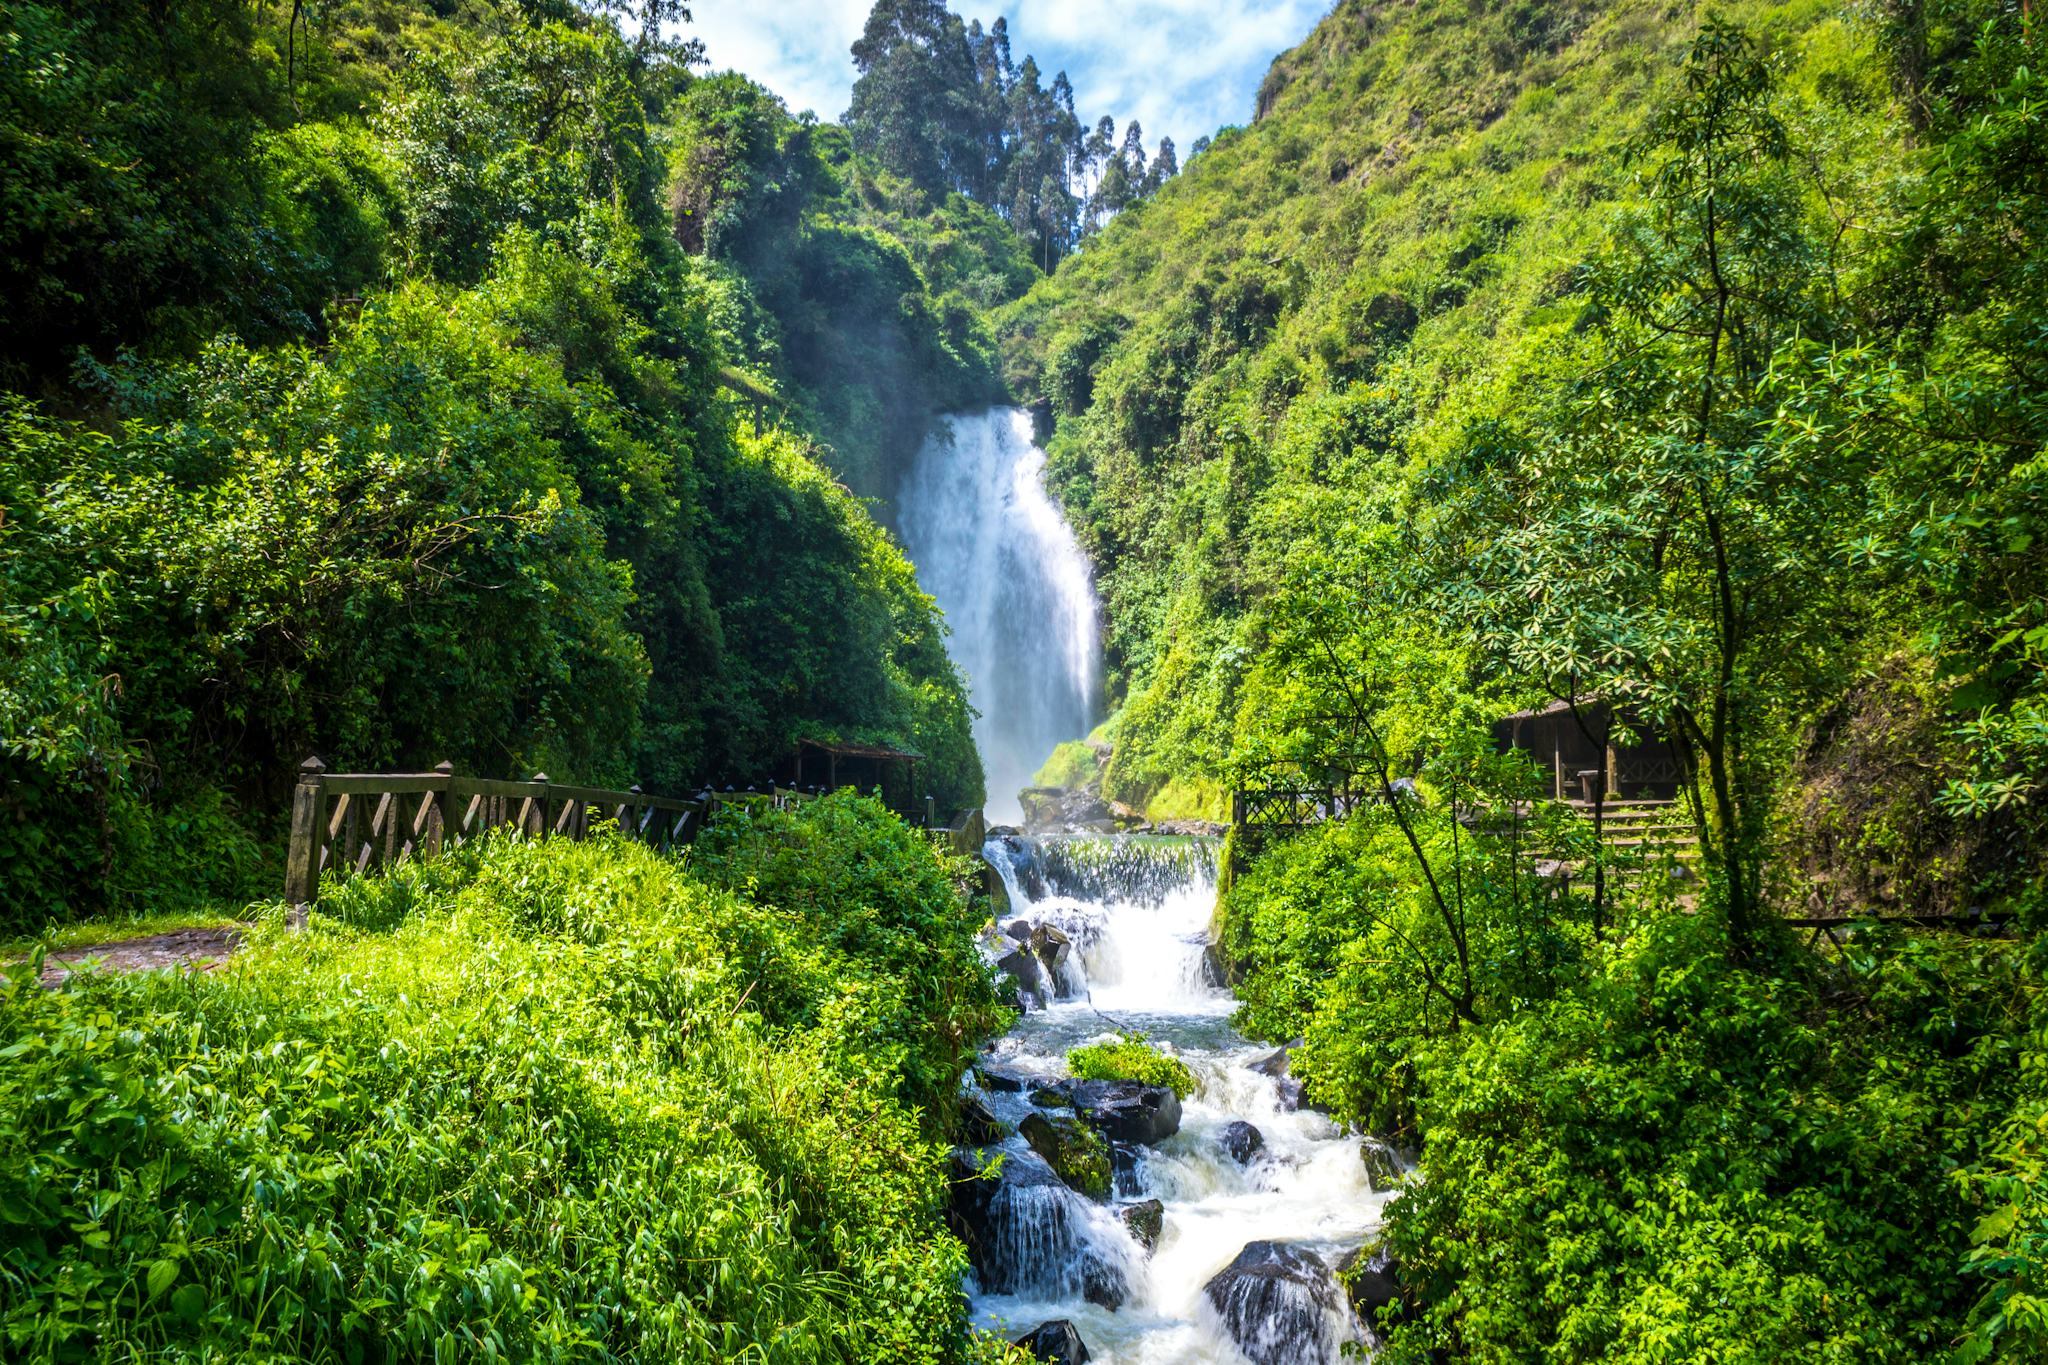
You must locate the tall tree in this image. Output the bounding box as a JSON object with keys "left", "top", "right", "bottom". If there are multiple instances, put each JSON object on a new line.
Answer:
{"left": 1424, "top": 23, "right": 1863, "bottom": 954}
{"left": 847, "top": 0, "right": 1144, "bottom": 261}
{"left": 1144, "top": 136, "right": 1178, "bottom": 194}
{"left": 846, "top": 0, "right": 986, "bottom": 197}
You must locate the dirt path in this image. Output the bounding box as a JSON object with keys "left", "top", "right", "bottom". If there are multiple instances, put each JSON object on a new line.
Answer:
{"left": 39, "top": 927, "right": 243, "bottom": 987}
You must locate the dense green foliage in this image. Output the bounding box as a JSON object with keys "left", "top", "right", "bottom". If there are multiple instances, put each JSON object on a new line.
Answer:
{"left": 661, "top": 70, "right": 1016, "bottom": 497}
{"left": 1065, "top": 1032, "right": 1197, "bottom": 1099}
{"left": 1213, "top": 598, "right": 2045, "bottom": 1358}
{"left": 0, "top": 795, "right": 1016, "bottom": 1363}
{"left": 1003, "top": 0, "right": 2038, "bottom": 839}
{"left": 1003, "top": 0, "right": 2048, "bottom": 1355}
{"left": 0, "top": 0, "right": 1005, "bottom": 931}
{"left": 1229, "top": 812, "right": 2033, "bottom": 1360}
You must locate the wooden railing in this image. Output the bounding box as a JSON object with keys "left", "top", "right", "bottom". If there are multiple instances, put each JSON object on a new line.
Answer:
{"left": 283, "top": 757, "right": 812, "bottom": 907}
{"left": 284, "top": 756, "right": 983, "bottom": 907}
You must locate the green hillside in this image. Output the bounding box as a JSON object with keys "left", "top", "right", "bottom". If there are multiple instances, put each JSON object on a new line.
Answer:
{"left": 1001, "top": 0, "right": 2048, "bottom": 1356}
{"left": 1003, "top": 0, "right": 1903, "bottom": 811}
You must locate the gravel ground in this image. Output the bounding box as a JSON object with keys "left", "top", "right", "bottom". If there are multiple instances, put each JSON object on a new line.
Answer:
{"left": 38, "top": 927, "right": 243, "bottom": 987}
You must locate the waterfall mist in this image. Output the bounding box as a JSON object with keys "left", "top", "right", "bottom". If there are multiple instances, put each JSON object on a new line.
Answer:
{"left": 897, "top": 409, "right": 1100, "bottom": 823}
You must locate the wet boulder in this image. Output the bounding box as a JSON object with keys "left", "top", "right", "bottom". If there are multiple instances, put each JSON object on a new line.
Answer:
{"left": 946, "top": 1148, "right": 1135, "bottom": 1309}
{"left": 1359, "top": 1137, "right": 1403, "bottom": 1191}
{"left": 1118, "top": 1198, "right": 1164, "bottom": 1254}
{"left": 1063, "top": 1078, "right": 1183, "bottom": 1145}
{"left": 1021, "top": 1111, "right": 1111, "bottom": 1198}
{"left": 974, "top": 1060, "right": 1033, "bottom": 1093}
{"left": 1336, "top": 1242, "right": 1410, "bottom": 1340}
{"left": 1109, "top": 1141, "right": 1144, "bottom": 1198}
{"left": 1219, "top": 1120, "right": 1265, "bottom": 1164}
{"left": 1202, "top": 1241, "right": 1361, "bottom": 1365}
{"left": 1248, "top": 1045, "right": 1306, "bottom": 1111}
{"left": 996, "top": 945, "right": 1050, "bottom": 1007}
{"left": 1014, "top": 1319, "right": 1091, "bottom": 1364}
{"left": 1032, "top": 923, "right": 1075, "bottom": 997}
{"left": 1000, "top": 920, "right": 1079, "bottom": 1000}
{"left": 1021, "top": 786, "right": 1115, "bottom": 834}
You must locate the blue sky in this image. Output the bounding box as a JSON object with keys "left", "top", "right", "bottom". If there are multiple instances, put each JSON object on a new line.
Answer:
{"left": 684, "top": 0, "right": 1333, "bottom": 158}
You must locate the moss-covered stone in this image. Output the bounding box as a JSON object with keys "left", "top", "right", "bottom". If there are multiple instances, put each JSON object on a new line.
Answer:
{"left": 1021, "top": 1110, "right": 1113, "bottom": 1199}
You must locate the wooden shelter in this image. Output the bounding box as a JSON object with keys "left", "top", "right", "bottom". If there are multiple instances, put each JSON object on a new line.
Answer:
{"left": 1492, "top": 700, "right": 1684, "bottom": 802}
{"left": 783, "top": 738, "right": 924, "bottom": 814}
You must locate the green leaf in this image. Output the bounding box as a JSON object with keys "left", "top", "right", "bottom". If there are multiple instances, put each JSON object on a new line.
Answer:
{"left": 171, "top": 1283, "right": 206, "bottom": 1322}
{"left": 1975, "top": 1204, "right": 2022, "bottom": 1246}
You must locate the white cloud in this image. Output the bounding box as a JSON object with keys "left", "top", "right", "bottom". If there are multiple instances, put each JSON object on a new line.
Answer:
{"left": 684, "top": 0, "right": 1330, "bottom": 154}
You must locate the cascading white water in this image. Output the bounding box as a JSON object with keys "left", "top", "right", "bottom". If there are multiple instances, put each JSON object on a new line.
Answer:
{"left": 968, "top": 837, "right": 1393, "bottom": 1364}
{"left": 897, "top": 410, "right": 1100, "bottom": 822}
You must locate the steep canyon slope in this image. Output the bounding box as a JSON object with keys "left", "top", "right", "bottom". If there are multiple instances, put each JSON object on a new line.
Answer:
{"left": 1002, "top": 0, "right": 1901, "bottom": 813}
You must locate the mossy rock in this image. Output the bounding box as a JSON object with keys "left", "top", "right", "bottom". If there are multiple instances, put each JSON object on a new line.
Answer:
{"left": 1020, "top": 1110, "right": 1112, "bottom": 1199}
{"left": 1360, "top": 1137, "right": 1403, "bottom": 1191}
{"left": 1119, "top": 1197, "right": 1164, "bottom": 1253}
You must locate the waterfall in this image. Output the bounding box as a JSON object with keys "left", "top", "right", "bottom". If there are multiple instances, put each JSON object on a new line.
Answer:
{"left": 897, "top": 409, "right": 1100, "bottom": 823}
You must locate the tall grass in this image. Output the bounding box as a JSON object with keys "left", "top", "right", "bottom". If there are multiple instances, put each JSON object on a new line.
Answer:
{"left": 0, "top": 794, "right": 1016, "bottom": 1363}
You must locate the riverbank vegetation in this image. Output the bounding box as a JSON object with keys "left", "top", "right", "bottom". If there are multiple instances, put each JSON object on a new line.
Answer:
{"left": 1004, "top": 0, "right": 2048, "bottom": 1355}
{"left": 0, "top": 0, "right": 1028, "bottom": 933}
{"left": 1066, "top": 1032, "right": 1197, "bottom": 1098}
{"left": 0, "top": 794, "right": 1016, "bottom": 1362}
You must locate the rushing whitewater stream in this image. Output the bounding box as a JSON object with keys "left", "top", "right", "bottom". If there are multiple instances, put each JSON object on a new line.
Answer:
{"left": 963, "top": 838, "right": 1394, "bottom": 1363}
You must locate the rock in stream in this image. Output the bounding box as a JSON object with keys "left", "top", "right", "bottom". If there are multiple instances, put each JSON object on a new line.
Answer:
{"left": 947, "top": 1148, "right": 1138, "bottom": 1309}
{"left": 1202, "top": 1240, "right": 1362, "bottom": 1365}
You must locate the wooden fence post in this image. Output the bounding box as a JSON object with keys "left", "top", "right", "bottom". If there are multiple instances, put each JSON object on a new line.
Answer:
{"left": 284, "top": 756, "right": 327, "bottom": 910}
{"left": 431, "top": 760, "right": 454, "bottom": 857}
{"left": 528, "top": 772, "right": 550, "bottom": 838}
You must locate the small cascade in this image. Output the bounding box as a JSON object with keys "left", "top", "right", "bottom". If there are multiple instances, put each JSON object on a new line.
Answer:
{"left": 961, "top": 834, "right": 1394, "bottom": 1363}
{"left": 954, "top": 1149, "right": 1147, "bottom": 1308}
{"left": 1034, "top": 837, "right": 1221, "bottom": 908}
{"left": 982, "top": 835, "right": 1228, "bottom": 1016}
{"left": 1198, "top": 1241, "right": 1364, "bottom": 1365}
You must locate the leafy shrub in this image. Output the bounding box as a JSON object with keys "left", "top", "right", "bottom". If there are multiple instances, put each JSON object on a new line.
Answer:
{"left": 689, "top": 791, "right": 1008, "bottom": 1113}
{"left": 1066, "top": 1032, "right": 1197, "bottom": 1098}
{"left": 0, "top": 806, "right": 1014, "bottom": 1363}
{"left": 1372, "top": 915, "right": 2029, "bottom": 1362}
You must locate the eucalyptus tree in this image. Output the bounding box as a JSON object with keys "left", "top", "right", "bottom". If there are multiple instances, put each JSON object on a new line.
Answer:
{"left": 847, "top": 0, "right": 987, "bottom": 198}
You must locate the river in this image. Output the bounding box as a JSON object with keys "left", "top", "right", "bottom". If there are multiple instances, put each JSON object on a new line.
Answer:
{"left": 895, "top": 409, "right": 1395, "bottom": 1363}
{"left": 963, "top": 837, "right": 1391, "bottom": 1363}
